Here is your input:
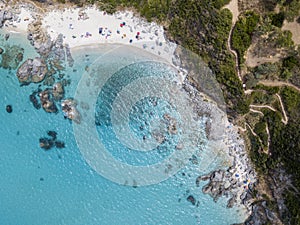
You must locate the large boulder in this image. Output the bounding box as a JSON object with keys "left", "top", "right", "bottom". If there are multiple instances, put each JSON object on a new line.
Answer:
{"left": 16, "top": 57, "right": 48, "bottom": 84}
{"left": 61, "top": 99, "right": 81, "bottom": 124}
{"left": 39, "top": 89, "right": 58, "bottom": 113}
{"left": 52, "top": 82, "right": 64, "bottom": 101}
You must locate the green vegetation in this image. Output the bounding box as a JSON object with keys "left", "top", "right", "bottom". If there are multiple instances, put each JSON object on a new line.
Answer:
{"left": 282, "top": 0, "right": 300, "bottom": 22}
{"left": 276, "top": 30, "right": 294, "bottom": 48}
{"left": 231, "top": 11, "right": 260, "bottom": 64}
{"left": 254, "top": 121, "right": 268, "bottom": 148}
{"left": 270, "top": 12, "right": 285, "bottom": 28}
{"left": 247, "top": 87, "right": 300, "bottom": 224}
{"left": 248, "top": 125, "right": 268, "bottom": 172}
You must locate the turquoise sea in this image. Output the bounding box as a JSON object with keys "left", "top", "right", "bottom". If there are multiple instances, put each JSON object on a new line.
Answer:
{"left": 0, "top": 31, "right": 247, "bottom": 225}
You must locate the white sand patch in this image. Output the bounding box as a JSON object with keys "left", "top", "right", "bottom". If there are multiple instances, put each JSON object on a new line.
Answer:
{"left": 41, "top": 7, "right": 176, "bottom": 63}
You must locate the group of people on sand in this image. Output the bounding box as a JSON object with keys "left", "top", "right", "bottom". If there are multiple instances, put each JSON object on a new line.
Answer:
{"left": 67, "top": 16, "right": 143, "bottom": 44}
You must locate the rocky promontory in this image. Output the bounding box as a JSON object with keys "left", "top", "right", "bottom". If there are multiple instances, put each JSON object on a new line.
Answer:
{"left": 16, "top": 57, "right": 48, "bottom": 84}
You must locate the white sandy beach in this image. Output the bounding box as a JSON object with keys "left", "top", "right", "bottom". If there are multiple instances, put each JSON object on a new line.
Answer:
{"left": 5, "top": 5, "right": 177, "bottom": 66}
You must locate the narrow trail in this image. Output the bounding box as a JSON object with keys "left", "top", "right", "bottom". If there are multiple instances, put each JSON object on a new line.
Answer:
{"left": 224, "top": 0, "right": 242, "bottom": 82}
{"left": 276, "top": 93, "right": 288, "bottom": 125}
{"left": 250, "top": 108, "right": 264, "bottom": 116}
{"left": 245, "top": 123, "right": 258, "bottom": 137}
{"left": 250, "top": 104, "right": 276, "bottom": 112}
{"left": 259, "top": 80, "right": 300, "bottom": 93}
{"left": 265, "top": 123, "right": 270, "bottom": 154}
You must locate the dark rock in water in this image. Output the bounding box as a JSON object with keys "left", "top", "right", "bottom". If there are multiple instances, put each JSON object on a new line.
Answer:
{"left": 43, "top": 75, "right": 55, "bottom": 86}
{"left": 40, "top": 131, "right": 65, "bottom": 150}
{"left": 39, "top": 89, "right": 58, "bottom": 113}
{"left": 6, "top": 105, "right": 12, "bottom": 113}
{"left": 190, "top": 155, "right": 198, "bottom": 165}
{"left": 61, "top": 79, "right": 71, "bottom": 86}
{"left": 40, "top": 177, "right": 44, "bottom": 181}
{"left": 47, "top": 130, "right": 57, "bottom": 140}
{"left": 0, "top": 47, "right": 3, "bottom": 54}
{"left": 132, "top": 180, "right": 138, "bottom": 188}
{"left": 187, "top": 195, "right": 196, "bottom": 205}
{"left": 29, "top": 92, "right": 41, "bottom": 109}
{"left": 39, "top": 137, "right": 54, "bottom": 150}
{"left": 16, "top": 52, "right": 23, "bottom": 62}
{"left": 4, "top": 33, "right": 9, "bottom": 41}
{"left": 55, "top": 141, "right": 65, "bottom": 148}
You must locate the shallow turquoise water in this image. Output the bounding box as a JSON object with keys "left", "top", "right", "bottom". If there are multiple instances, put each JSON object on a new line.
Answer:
{"left": 0, "top": 32, "right": 247, "bottom": 225}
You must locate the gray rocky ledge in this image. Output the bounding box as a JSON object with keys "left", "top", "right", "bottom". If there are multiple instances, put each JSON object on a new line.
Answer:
{"left": 16, "top": 57, "right": 48, "bottom": 84}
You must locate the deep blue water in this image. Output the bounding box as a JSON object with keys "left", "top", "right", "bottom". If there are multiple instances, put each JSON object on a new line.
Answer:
{"left": 0, "top": 31, "right": 247, "bottom": 225}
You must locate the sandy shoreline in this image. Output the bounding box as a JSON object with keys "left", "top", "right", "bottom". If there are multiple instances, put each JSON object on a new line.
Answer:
{"left": 5, "top": 4, "right": 176, "bottom": 64}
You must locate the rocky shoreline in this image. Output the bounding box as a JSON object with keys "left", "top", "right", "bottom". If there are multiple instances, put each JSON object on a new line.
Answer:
{"left": 0, "top": 2, "right": 80, "bottom": 123}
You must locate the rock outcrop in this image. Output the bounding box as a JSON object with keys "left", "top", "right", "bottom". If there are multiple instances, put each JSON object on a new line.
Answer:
{"left": 61, "top": 99, "right": 81, "bottom": 123}
{"left": 52, "top": 82, "right": 64, "bottom": 101}
{"left": 0, "top": 10, "right": 13, "bottom": 28}
{"left": 39, "top": 89, "right": 58, "bottom": 113}
{"left": 16, "top": 57, "right": 48, "bottom": 84}
{"left": 27, "top": 19, "right": 52, "bottom": 56}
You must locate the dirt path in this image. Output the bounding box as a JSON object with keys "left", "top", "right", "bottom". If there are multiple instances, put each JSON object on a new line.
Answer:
{"left": 276, "top": 93, "right": 288, "bottom": 125}
{"left": 250, "top": 104, "right": 276, "bottom": 112}
{"left": 259, "top": 80, "right": 300, "bottom": 93}
{"left": 250, "top": 108, "right": 264, "bottom": 116}
{"left": 265, "top": 123, "right": 270, "bottom": 154}
{"left": 224, "top": 0, "right": 242, "bottom": 82}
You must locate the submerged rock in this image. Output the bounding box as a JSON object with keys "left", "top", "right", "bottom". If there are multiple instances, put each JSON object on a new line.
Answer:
{"left": 47, "top": 130, "right": 57, "bottom": 140}
{"left": 16, "top": 58, "right": 48, "bottom": 84}
{"left": 6, "top": 105, "right": 12, "bottom": 113}
{"left": 55, "top": 141, "right": 65, "bottom": 148}
{"left": 52, "top": 82, "right": 64, "bottom": 101}
{"left": 39, "top": 89, "right": 58, "bottom": 113}
{"left": 39, "top": 137, "right": 54, "bottom": 150}
{"left": 187, "top": 195, "right": 196, "bottom": 205}
{"left": 4, "top": 33, "right": 9, "bottom": 41}
{"left": 0, "top": 45, "right": 24, "bottom": 70}
{"left": 29, "top": 89, "right": 41, "bottom": 109}
{"left": 40, "top": 131, "right": 65, "bottom": 150}
{"left": 61, "top": 98, "right": 81, "bottom": 123}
